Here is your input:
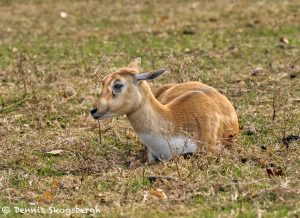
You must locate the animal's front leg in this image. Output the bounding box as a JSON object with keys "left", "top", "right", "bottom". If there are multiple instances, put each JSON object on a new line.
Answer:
{"left": 144, "top": 146, "right": 159, "bottom": 163}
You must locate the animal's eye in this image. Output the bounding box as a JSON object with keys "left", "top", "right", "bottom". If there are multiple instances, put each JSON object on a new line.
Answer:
{"left": 112, "top": 83, "right": 124, "bottom": 96}
{"left": 113, "top": 83, "right": 123, "bottom": 89}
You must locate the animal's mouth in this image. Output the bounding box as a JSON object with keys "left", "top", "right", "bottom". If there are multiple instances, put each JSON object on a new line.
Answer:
{"left": 92, "top": 113, "right": 106, "bottom": 120}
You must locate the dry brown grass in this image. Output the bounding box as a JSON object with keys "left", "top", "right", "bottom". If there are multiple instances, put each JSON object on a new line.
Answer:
{"left": 0, "top": 0, "right": 300, "bottom": 217}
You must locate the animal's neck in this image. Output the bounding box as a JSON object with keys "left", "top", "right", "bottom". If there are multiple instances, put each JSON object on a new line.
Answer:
{"left": 126, "top": 82, "right": 171, "bottom": 135}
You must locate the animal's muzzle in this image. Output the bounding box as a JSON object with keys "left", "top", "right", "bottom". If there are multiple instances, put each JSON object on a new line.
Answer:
{"left": 90, "top": 108, "right": 97, "bottom": 115}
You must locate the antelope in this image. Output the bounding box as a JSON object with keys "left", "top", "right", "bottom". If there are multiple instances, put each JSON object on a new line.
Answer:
{"left": 91, "top": 58, "right": 239, "bottom": 162}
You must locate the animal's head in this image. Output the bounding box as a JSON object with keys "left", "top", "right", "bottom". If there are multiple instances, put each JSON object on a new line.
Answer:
{"left": 91, "top": 58, "right": 167, "bottom": 120}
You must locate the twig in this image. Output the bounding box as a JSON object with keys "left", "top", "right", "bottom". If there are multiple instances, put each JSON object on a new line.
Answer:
{"left": 16, "top": 53, "right": 28, "bottom": 94}
{"left": 271, "top": 87, "right": 285, "bottom": 121}
{"left": 79, "top": 43, "right": 87, "bottom": 73}
{"left": 73, "top": 43, "right": 80, "bottom": 74}
{"left": 97, "top": 121, "right": 102, "bottom": 144}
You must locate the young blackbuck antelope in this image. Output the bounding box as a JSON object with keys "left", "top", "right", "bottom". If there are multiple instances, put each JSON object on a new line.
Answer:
{"left": 91, "top": 58, "right": 239, "bottom": 162}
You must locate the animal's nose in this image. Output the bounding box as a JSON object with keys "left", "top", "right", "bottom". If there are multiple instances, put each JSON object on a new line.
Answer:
{"left": 90, "top": 108, "right": 97, "bottom": 115}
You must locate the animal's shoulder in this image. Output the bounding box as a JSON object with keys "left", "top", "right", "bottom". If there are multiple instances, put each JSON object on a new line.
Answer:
{"left": 154, "top": 83, "right": 176, "bottom": 99}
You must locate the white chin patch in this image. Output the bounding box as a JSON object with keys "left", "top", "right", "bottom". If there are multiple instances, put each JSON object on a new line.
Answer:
{"left": 94, "top": 112, "right": 117, "bottom": 120}
{"left": 93, "top": 113, "right": 108, "bottom": 120}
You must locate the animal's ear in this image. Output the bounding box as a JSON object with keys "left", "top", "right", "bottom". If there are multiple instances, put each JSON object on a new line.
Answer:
{"left": 135, "top": 69, "right": 167, "bottom": 81}
{"left": 128, "top": 57, "right": 141, "bottom": 69}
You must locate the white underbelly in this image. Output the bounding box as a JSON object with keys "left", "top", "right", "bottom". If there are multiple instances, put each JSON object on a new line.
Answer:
{"left": 138, "top": 133, "right": 197, "bottom": 160}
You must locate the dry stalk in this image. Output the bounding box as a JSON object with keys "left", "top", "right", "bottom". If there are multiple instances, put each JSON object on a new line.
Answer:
{"left": 16, "top": 53, "right": 28, "bottom": 94}
{"left": 72, "top": 42, "right": 80, "bottom": 74}
{"left": 79, "top": 42, "right": 87, "bottom": 74}
{"left": 15, "top": 53, "right": 43, "bottom": 128}
{"left": 270, "top": 87, "right": 285, "bottom": 121}
{"left": 90, "top": 56, "right": 111, "bottom": 144}
{"left": 97, "top": 120, "right": 102, "bottom": 144}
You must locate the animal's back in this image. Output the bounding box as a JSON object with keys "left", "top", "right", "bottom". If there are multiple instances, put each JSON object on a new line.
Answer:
{"left": 155, "top": 81, "right": 239, "bottom": 151}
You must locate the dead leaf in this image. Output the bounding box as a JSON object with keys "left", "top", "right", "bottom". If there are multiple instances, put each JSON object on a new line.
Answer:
{"left": 44, "top": 191, "right": 53, "bottom": 202}
{"left": 251, "top": 67, "right": 265, "bottom": 76}
{"left": 12, "top": 47, "right": 18, "bottom": 53}
{"left": 148, "top": 188, "right": 167, "bottom": 199}
{"left": 159, "top": 16, "right": 169, "bottom": 22}
{"left": 36, "top": 194, "right": 43, "bottom": 203}
{"left": 46, "top": 150, "right": 63, "bottom": 155}
{"left": 280, "top": 37, "right": 289, "bottom": 45}
{"left": 51, "top": 179, "right": 59, "bottom": 189}
{"left": 60, "top": 11, "right": 68, "bottom": 18}
{"left": 14, "top": 114, "right": 23, "bottom": 119}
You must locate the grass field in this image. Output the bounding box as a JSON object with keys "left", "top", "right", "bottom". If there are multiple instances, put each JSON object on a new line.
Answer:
{"left": 0, "top": 0, "right": 300, "bottom": 217}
